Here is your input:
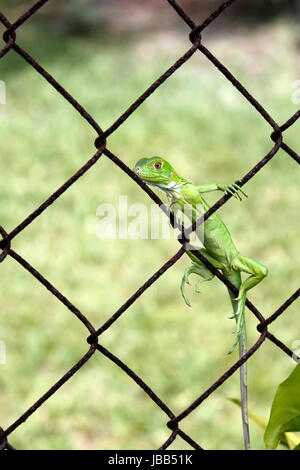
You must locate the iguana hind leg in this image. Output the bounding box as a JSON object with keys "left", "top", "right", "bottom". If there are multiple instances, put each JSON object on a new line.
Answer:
{"left": 181, "top": 249, "right": 222, "bottom": 307}
{"left": 228, "top": 252, "right": 268, "bottom": 353}
{"left": 233, "top": 253, "right": 268, "bottom": 299}
{"left": 223, "top": 254, "right": 267, "bottom": 450}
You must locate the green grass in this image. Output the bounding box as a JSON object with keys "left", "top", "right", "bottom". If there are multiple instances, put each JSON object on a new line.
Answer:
{"left": 0, "top": 21, "right": 299, "bottom": 449}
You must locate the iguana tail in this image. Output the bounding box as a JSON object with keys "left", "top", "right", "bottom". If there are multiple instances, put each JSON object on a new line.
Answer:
{"left": 224, "top": 270, "right": 250, "bottom": 450}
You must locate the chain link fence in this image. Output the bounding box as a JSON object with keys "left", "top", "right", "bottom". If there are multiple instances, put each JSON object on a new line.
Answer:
{"left": 0, "top": 0, "right": 299, "bottom": 450}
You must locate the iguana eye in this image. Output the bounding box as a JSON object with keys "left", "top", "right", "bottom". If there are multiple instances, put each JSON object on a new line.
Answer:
{"left": 154, "top": 161, "right": 162, "bottom": 170}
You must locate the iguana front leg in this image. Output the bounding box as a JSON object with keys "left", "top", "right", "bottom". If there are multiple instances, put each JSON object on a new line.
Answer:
{"left": 196, "top": 183, "right": 248, "bottom": 201}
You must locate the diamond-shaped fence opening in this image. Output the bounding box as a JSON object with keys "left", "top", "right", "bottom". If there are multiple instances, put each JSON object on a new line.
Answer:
{"left": 0, "top": 0, "right": 299, "bottom": 451}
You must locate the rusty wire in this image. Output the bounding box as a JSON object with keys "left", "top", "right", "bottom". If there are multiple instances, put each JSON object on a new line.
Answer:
{"left": 0, "top": 0, "right": 299, "bottom": 451}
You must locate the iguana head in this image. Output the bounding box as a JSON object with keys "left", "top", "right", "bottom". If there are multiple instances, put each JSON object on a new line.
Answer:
{"left": 133, "top": 156, "right": 186, "bottom": 189}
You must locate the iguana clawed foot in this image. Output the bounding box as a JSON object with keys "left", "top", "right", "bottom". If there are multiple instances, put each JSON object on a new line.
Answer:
{"left": 180, "top": 267, "right": 194, "bottom": 307}
{"left": 180, "top": 265, "right": 209, "bottom": 307}
{"left": 228, "top": 311, "right": 238, "bottom": 320}
{"left": 224, "top": 183, "right": 248, "bottom": 201}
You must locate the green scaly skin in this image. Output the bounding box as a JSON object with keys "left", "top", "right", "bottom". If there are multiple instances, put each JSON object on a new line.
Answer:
{"left": 133, "top": 156, "right": 268, "bottom": 450}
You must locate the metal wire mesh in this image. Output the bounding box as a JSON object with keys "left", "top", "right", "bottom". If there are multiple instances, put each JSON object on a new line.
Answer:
{"left": 0, "top": 0, "right": 299, "bottom": 451}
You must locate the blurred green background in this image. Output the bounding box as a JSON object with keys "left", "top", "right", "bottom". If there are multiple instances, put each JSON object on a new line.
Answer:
{"left": 0, "top": 0, "right": 299, "bottom": 450}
